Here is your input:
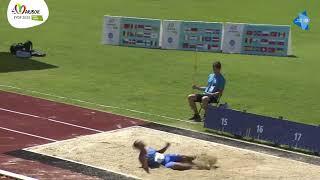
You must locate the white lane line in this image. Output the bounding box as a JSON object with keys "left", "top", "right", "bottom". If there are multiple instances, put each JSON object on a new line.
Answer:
{"left": 0, "top": 108, "right": 103, "bottom": 133}
{"left": 0, "top": 169, "right": 38, "bottom": 180}
{"left": 0, "top": 127, "right": 56, "bottom": 142}
{"left": 0, "top": 84, "right": 196, "bottom": 124}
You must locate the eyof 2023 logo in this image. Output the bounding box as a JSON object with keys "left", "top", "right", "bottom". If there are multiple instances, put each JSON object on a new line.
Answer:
{"left": 7, "top": 0, "right": 49, "bottom": 29}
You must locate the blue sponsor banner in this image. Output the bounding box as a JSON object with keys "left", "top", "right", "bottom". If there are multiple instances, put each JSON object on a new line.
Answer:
{"left": 241, "top": 24, "right": 291, "bottom": 56}
{"left": 205, "top": 106, "right": 320, "bottom": 153}
{"left": 179, "top": 21, "right": 223, "bottom": 52}
{"left": 119, "top": 17, "right": 161, "bottom": 48}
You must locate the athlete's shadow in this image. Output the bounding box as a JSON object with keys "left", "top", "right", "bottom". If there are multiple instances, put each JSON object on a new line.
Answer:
{"left": 0, "top": 52, "right": 57, "bottom": 73}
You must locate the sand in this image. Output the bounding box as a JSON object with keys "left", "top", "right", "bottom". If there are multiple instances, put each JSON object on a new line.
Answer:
{"left": 26, "top": 126, "right": 320, "bottom": 180}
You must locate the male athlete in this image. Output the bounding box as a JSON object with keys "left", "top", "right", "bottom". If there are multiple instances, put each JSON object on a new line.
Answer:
{"left": 133, "top": 140, "right": 210, "bottom": 173}
{"left": 188, "top": 61, "right": 226, "bottom": 122}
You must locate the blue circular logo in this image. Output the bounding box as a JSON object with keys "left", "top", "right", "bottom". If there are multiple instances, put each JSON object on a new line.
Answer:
{"left": 108, "top": 33, "right": 113, "bottom": 39}
{"left": 229, "top": 40, "right": 235, "bottom": 46}
{"left": 168, "top": 37, "right": 173, "bottom": 43}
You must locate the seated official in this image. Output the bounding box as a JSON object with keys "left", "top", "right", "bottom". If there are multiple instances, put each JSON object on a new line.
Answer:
{"left": 188, "top": 61, "right": 226, "bottom": 122}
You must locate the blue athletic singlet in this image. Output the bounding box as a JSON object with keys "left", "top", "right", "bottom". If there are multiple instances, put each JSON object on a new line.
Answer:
{"left": 146, "top": 147, "right": 183, "bottom": 168}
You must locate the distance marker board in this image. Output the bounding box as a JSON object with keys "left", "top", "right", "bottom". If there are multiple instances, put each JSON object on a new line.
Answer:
{"left": 162, "top": 20, "right": 223, "bottom": 52}
{"left": 103, "top": 15, "right": 161, "bottom": 49}
{"left": 205, "top": 106, "right": 320, "bottom": 153}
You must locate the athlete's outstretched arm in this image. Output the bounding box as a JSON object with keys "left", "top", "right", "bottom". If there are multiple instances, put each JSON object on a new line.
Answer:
{"left": 157, "top": 142, "right": 171, "bottom": 153}
{"left": 139, "top": 150, "right": 149, "bottom": 173}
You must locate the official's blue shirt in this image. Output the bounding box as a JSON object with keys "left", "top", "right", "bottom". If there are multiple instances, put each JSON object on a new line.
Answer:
{"left": 204, "top": 73, "right": 225, "bottom": 94}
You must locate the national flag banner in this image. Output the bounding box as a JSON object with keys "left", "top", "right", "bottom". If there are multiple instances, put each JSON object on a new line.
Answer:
{"left": 244, "top": 46, "right": 253, "bottom": 51}
{"left": 270, "top": 32, "right": 278, "bottom": 37}
{"left": 254, "top": 47, "right": 261, "bottom": 51}
{"left": 136, "top": 40, "right": 145, "bottom": 45}
{"left": 268, "top": 47, "right": 276, "bottom": 53}
{"left": 123, "top": 39, "right": 129, "bottom": 44}
{"left": 162, "top": 20, "right": 223, "bottom": 51}
{"left": 278, "top": 32, "right": 286, "bottom": 38}
{"left": 136, "top": 31, "right": 144, "bottom": 36}
{"left": 261, "top": 47, "right": 267, "bottom": 52}
{"left": 245, "top": 38, "right": 253, "bottom": 44}
{"left": 253, "top": 38, "right": 260, "bottom": 42}
{"left": 205, "top": 29, "right": 215, "bottom": 33}
{"left": 199, "top": 36, "right": 203, "bottom": 42}
{"left": 189, "top": 36, "right": 198, "bottom": 41}
{"left": 247, "top": 31, "right": 253, "bottom": 35}
{"left": 196, "top": 44, "right": 204, "bottom": 49}
{"left": 204, "top": 37, "right": 211, "bottom": 42}
{"left": 184, "top": 28, "right": 191, "bottom": 32}
{"left": 240, "top": 24, "right": 291, "bottom": 56}
{"left": 189, "top": 44, "right": 197, "bottom": 49}
{"left": 145, "top": 40, "right": 151, "bottom": 46}
{"left": 205, "top": 29, "right": 220, "bottom": 34}
{"left": 151, "top": 33, "right": 158, "bottom": 38}
{"left": 130, "top": 39, "right": 135, "bottom": 44}
{"left": 269, "top": 40, "right": 276, "bottom": 45}
{"left": 254, "top": 31, "right": 262, "bottom": 36}
{"left": 104, "top": 16, "right": 161, "bottom": 48}
{"left": 123, "top": 24, "right": 130, "bottom": 29}
{"left": 116, "top": 16, "right": 161, "bottom": 48}
{"left": 137, "top": 40, "right": 144, "bottom": 44}
{"left": 144, "top": 25, "right": 152, "bottom": 30}
{"left": 262, "top": 31, "right": 269, "bottom": 36}
{"left": 260, "top": 39, "right": 269, "bottom": 44}
{"left": 212, "top": 37, "right": 220, "bottom": 42}
{"left": 191, "top": 28, "right": 198, "bottom": 32}
{"left": 105, "top": 16, "right": 292, "bottom": 56}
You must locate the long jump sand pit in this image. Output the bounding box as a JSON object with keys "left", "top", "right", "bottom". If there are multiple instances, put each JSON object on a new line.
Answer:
{"left": 26, "top": 126, "right": 320, "bottom": 180}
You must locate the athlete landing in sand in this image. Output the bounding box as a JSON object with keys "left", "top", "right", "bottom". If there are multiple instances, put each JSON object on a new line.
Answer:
{"left": 133, "top": 140, "right": 212, "bottom": 173}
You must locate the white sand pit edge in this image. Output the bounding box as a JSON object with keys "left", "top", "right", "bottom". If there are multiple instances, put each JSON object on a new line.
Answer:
{"left": 26, "top": 126, "right": 320, "bottom": 180}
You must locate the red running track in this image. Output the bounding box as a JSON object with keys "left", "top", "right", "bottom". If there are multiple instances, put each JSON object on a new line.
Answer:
{"left": 0, "top": 91, "right": 144, "bottom": 179}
